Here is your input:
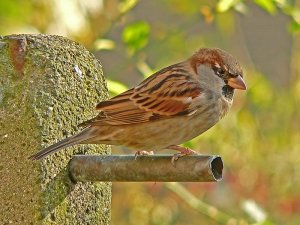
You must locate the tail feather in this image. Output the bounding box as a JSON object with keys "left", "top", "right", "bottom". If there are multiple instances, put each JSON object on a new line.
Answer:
{"left": 28, "top": 128, "right": 92, "bottom": 160}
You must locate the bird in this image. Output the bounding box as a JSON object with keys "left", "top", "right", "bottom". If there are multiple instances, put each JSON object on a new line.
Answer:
{"left": 29, "top": 48, "right": 246, "bottom": 163}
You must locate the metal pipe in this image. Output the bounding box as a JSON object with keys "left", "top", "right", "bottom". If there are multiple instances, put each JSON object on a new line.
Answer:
{"left": 69, "top": 155, "right": 223, "bottom": 182}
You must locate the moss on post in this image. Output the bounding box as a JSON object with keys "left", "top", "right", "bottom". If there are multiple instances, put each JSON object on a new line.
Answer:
{"left": 0, "top": 34, "right": 111, "bottom": 224}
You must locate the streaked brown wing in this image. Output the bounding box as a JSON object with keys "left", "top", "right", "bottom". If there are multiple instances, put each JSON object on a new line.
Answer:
{"left": 132, "top": 63, "right": 202, "bottom": 116}
{"left": 86, "top": 63, "right": 202, "bottom": 126}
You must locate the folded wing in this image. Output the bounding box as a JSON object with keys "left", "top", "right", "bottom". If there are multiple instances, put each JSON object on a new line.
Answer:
{"left": 84, "top": 63, "right": 202, "bottom": 126}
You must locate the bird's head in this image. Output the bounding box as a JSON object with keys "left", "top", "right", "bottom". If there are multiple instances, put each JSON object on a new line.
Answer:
{"left": 190, "top": 48, "right": 246, "bottom": 96}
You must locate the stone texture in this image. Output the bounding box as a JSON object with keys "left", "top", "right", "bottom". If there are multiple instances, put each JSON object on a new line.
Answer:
{"left": 0, "top": 34, "right": 111, "bottom": 225}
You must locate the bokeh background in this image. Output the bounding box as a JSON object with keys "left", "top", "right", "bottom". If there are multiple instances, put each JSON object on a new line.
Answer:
{"left": 1, "top": 0, "right": 300, "bottom": 224}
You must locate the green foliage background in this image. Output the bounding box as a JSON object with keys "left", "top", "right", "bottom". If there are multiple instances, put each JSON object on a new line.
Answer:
{"left": 1, "top": 0, "right": 300, "bottom": 224}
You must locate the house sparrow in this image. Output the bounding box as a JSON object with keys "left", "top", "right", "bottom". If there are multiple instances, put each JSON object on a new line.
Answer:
{"left": 29, "top": 48, "right": 246, "bottom": 163}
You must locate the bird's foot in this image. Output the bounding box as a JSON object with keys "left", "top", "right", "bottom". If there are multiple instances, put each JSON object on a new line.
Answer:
{"left": 134, "top": 150, "right": 154, "bottom": 160}
{"left": 167, "top": 145, "right": 198, "bottom": 166}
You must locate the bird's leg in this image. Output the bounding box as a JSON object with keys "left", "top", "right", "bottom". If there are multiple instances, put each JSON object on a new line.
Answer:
{"left": 134, "top": 150, "right": 154, "bottom": 160}
{"left": 167, "top": 145, "right": 198, "bottom": 166}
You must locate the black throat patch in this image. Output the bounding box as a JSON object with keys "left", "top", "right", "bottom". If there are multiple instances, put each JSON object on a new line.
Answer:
{"left": 222, "top": 85, "right": 234, "bottom": 101}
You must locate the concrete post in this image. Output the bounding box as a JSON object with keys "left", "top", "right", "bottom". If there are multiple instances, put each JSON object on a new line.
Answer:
{"left": 0, "top": 34, "right": 111, "bottom": 224}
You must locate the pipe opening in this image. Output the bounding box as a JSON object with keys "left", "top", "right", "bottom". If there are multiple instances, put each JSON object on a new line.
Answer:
{"left": 210, "top": 156, "right": 223, "bottom": 181}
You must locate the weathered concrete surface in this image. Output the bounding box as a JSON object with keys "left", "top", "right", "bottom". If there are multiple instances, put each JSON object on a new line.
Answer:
{"left": 0, "top": 34, "right": 111, "bottom": 224}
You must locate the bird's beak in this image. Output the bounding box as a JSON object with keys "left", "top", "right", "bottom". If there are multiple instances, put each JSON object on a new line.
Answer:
{"left": 227, "top": 75, "right": 246, "bottom": 90}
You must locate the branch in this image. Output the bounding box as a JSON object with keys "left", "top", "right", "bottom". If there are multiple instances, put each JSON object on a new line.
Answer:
{"left": 165, "top": 182, "right": 250, "bottom": 225}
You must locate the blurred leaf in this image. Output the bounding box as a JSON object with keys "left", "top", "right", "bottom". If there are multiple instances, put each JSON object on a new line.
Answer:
{"left": 288, "top": 21, "right": 300, "bottom": 33}
{"left": 93, "top": 39, "right": 115, "bottom": 50}
{"left": 216, "top": 0, "right": 239, "bottom": 12}
{"left": 254, "top": 0, "right": 277, "bottom": 14}
{"left": 290, "top": 8, "right": 300, "bottom": 24}
{"left": 242, "top": 200, "right": 267, "bottom": 223}
{"left": 106, "top": 79, "right": 128, "bottom": 96}
{"left": 119, "top": 0, "right": 139, "bottom": 14}
{"left": 122, "top": 21, "right": 150, "bottom": 54}
{"left": 200, "top": 6, "right": 215, "bottom": 23}
{"left": 234, "top": 2, "right": 248, "bottom": 14}
{"left": 274, "top": 0, "right": 292, "bottom": 9}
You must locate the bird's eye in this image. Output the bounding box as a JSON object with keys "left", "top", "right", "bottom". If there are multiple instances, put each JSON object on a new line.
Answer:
{"left": 213, "top": 66, "right": 226, "bottom": 77}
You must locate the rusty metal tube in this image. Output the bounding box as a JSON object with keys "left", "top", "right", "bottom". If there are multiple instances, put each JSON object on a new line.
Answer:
{"left": 69, "top": 155, "right": 223, "bottom": 182}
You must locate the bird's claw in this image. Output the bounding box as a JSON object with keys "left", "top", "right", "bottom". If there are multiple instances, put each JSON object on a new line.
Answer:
{"left": 171, "top": 153, "right": 184, "bottom": 166}
{"left": 169, "top": 146, "right": 199, "bottom": 167}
